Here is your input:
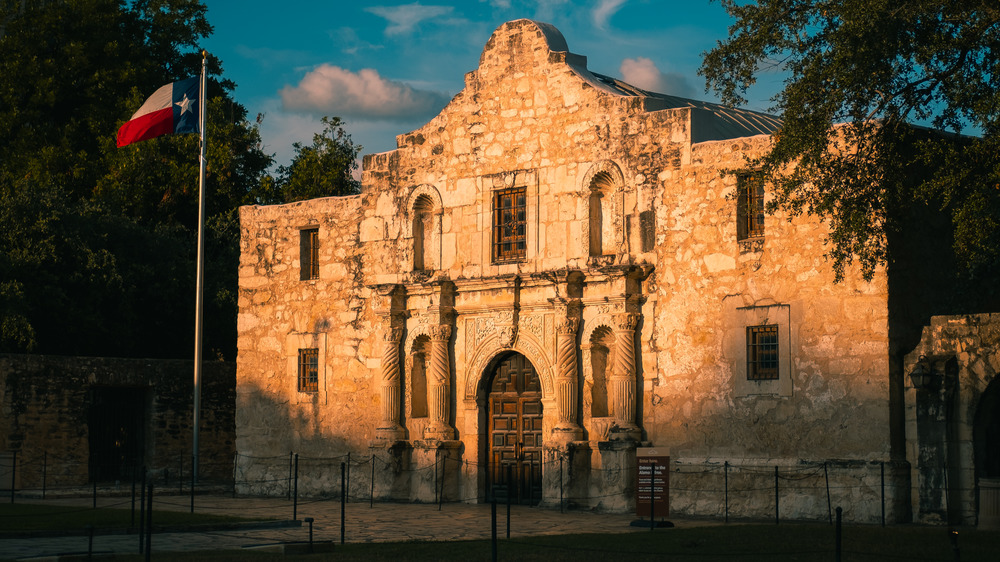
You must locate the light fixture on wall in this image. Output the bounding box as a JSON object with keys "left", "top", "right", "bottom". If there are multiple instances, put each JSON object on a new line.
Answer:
{"left": 909, "top": 355, "right": 937, "bottom": 391}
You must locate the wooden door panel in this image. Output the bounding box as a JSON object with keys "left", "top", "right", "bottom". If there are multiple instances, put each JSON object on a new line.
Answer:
{"left": 488, "top": 353, "right": 542, "bottom": 505}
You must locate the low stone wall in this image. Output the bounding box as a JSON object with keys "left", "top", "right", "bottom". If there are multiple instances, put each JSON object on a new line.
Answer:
{"left": 670, "top": 458, "right": 910, "bottom": 524}
{"left": 0, "top": 354, "right": 235, "bottom": 490}
{"left": 236, "top": 445, "right": 908, "bottom": 522}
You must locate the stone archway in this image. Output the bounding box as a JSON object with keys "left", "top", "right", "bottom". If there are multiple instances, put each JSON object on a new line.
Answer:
{"left": 483, "top": 351, "right": 543, "bottom": 505}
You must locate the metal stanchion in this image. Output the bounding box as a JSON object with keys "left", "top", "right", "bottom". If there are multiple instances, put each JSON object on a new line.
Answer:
{"left": 292, "top": 454, "right": 299, "bottom": 521}
{"left": 835, "top": 506, "right": 842, "bottom": 562}
{"left": 340, "top": 462, "right": 346, "bottom": 545}
{"left": 304, "top": 517, "right": 314, "bottom": 554}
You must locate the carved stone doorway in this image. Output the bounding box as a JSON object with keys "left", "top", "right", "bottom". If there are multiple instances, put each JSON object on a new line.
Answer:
{"left": 488, "top": 352, "right": 542, "bottom": 505}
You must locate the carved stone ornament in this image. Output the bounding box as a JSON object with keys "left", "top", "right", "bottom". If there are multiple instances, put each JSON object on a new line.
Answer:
{"left": 383, "top": 327, "right": 403, "bottom": 343}
{"left": 428, "top": 324, "right": 452, "bottom": 341}
{"left": 615, "top": 312, "right": 640, "bottom": 332}
{"left": 497, "top": 325, "right": 517, "bottom": 349}
{"left": 556, "top": 317, "right": 580, "bottom": 335}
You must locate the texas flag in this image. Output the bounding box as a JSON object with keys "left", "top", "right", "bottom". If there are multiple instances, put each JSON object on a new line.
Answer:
{"left": 116, "top": 76, "right": 200, "bottom": 147}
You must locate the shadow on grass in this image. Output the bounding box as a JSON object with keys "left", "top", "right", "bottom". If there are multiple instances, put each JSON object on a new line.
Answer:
{"left": 103, "top": 525, "right": 996, "bottom": 562}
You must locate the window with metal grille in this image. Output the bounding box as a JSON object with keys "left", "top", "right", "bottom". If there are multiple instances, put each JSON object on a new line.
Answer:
{"left": 492, "top": 186, "right": 527, "bottom": 263}
{"left": 736, "top": 174, "right": 765, "bottom": 240}
{"left": 300, "top": 228, "right": 319, "bottom": 280}
{"left": 297, "top": 348, "right": 319, "bottom": 392}
{"left": 746, "top": 324, "right": 779, "bottom": 380}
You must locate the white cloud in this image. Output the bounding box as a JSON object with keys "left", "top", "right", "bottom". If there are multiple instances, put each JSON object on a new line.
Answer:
{"left": 619, "top": 56, "right": 696, "bottom": 97}
{"left": 592, "top": 0, "right": 627, "bottom": 30}
{"left": 366, "top": 3, "right": 454, "bottom": 35}
{"left": 279, "top": 64, "right": 452, "bottom": 120}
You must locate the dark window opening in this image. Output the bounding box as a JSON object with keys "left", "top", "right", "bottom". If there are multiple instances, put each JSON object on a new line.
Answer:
{"left": 746, "top": 324, "right": 779, "bottom": 380}
{"left": 737, "top": 175, "right": 765, "bottom": 241}
{"left": 300, "top": 228, "right": 319, "bottom": 280}
{"left": 298, "top": 348, "right": 319, "bottom": 392}
{"left": 492, "top": 186, "right": 527, "bottom": 263}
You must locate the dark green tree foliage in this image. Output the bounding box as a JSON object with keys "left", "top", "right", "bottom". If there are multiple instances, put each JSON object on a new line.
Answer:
{"left": 701, "top": 0, "right": 1000, "bottom": 281}
{"left": 274, "top": 116, "right": 362, "bottom": 203}
{"left": 0, "top": 0, "right": 274, "bottom": 358}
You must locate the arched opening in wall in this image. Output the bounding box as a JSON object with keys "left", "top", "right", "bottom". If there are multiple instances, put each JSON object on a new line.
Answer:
{"left": 412, "top": 194, "right": 435, "bottom": 271}
{"left": 588, "top": 171, "right": 617, "bottom": 257}
{"left": 482, "top": 352, "right": 542, "bottom": 505}
{"left": 589, "top": 326, "right": 615, "bottom": 419}
{"left": 974, "top": 375, "right": 1000, "bottom": 527}
{"left": 409, "top": 337, "right": 430, "bottom": 420}
{"left": 975, "top": 377, "right": 1000, "bottom": 479}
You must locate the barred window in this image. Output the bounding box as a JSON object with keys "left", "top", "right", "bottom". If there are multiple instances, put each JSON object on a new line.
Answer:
{"left": 300, "top": 228, "right": 319, "bottom": 280}
{"left": 297, "top": 348, "right": 319, "bottom": 392}
{"left": 746, "top": 324, "right": 779, "bottom": 381}
{"left": 492, "top": 186, "right": 526, "bottom": 263}
{"left": 737, "top": 175, "right": 765, "bottom": 240}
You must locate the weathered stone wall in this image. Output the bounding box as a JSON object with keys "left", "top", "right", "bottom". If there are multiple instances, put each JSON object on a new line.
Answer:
{"left": 0, "top": 354, "right": 234, "bottom": 488}
{"left": 904, "top": 313, "right": 1000, "bottom": 525}
{"left": 236, "top": 19, "right": 903, "bottom": 521}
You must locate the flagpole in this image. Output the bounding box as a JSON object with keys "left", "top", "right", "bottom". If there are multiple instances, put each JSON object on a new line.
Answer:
{"left": 192, "top": 51, "right": 207, "bottom": 485}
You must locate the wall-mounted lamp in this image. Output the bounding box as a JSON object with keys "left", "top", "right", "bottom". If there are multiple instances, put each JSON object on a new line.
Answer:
{"left": 909, "top": 355, "right": 938, "bottom": 391}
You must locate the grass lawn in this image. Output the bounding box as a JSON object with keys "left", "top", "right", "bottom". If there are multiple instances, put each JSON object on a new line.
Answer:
{"left": 0, "top": 502, "right": 267, "bottom": 534}
{"left": 103, "top": 524, "right": 997, "bottom": 561}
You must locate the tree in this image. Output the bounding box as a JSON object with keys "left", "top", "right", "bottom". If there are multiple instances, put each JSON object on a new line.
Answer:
{"left": 274, "top": 116, "right": 362, "bottom": 203}
{"left": 700, "top": 0, "right": 1000, "bottom": 281}
{"left": 0, "top": 0, "right": 274, "bottom": 358}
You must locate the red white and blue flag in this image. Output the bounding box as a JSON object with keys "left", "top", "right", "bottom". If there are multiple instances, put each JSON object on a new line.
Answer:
{"left": 116, "top": 76, "right": 200, "bottom": 147}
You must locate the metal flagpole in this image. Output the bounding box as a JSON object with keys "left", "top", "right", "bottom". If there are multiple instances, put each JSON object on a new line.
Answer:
{"left": 192, "top": 51, "right": 207, "bottom": 485}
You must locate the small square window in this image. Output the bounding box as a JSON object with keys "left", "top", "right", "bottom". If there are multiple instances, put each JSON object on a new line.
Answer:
{"left": 492, "top": 186, "right": 526, "bottom": 263}
{"left": 300, "top": 228, "right": 319, "bottom": 280}
{"left": 298, "top": 348, "right": 319, "bottom": 392}
{"left": 746, "top": 324, "right": 779, "bottom": 381}
{"left": 737, "top": 175, "right": 765, "bottom": 241}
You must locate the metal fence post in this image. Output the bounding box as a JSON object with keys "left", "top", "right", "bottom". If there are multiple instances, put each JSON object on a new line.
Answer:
{"left": 340, "top": 462, "right": 346, "bottom": 545}
{"left": 292, "top": 454, "right": 299, "bottom": 521}
{"left": 145, "top": 483, "right": 154, "bottom": 562}
{"left": 881, "top": 461, "right": 886, "bottom": 527}
{"left": 774, "top": 465, "right": 779, "bottom": 525}
{"left": 825, "top": 462, "right": 832, "bottom": 524}
{"left": 370, "top": 454, "right": 375, "bottom": 508}
{"left": 724, "top": 461, "right": 729, "bottom": 524}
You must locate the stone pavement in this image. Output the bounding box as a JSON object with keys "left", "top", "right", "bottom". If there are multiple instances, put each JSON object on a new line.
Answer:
{"left": 0, "top": 494, "right": 699, "bottom": 559}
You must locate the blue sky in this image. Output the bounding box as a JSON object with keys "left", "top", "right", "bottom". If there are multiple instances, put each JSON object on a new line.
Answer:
{"left": 201, "top": 1, "right": 781, "bottom": 169}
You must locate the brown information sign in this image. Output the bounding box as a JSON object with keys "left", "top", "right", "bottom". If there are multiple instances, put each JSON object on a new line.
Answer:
{"left": 636, "top": 447, "right": 669, "bottom": 518}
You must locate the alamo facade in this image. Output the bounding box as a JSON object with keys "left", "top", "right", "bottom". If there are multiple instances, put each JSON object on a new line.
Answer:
{"left": 235, "top": 20, "right": 1000, "bottom": 525}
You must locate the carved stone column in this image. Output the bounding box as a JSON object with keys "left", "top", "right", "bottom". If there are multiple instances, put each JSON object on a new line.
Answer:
{"left": 424, "top": 324, "right": 455, "bottom": 440}
{"left": 553, "top": 317, "right": 583, "bottom": 442}
{"left": 375, "top": 327, "right": 405, "bottom": 441}
{"left": 609, "top": 312, "right": 641, "bottom": 440}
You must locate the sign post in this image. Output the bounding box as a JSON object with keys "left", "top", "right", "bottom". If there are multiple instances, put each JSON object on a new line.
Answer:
{"left": 633, "top": 447, "right": 672, "bottom": 527}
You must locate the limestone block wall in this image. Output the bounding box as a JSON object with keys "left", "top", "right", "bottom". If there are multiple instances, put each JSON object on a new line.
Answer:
{"left": 643, "top": 135, "right": 899, "bottom": 520}
{"left": 236, "top": 195, "right": 380, "bottom": 495}
{"left": 0, "top": 354, "right": 234, "bottom": 488}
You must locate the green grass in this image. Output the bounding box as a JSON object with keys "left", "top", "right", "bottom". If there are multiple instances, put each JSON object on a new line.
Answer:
{"left": 0, "top": 503, "right": 267, "bottom": 534}
{"left": 105, "top": 524, "right": 997, "bottom": 561}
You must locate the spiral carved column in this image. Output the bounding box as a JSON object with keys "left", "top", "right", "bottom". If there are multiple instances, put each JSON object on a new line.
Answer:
{"left": 553, "top": 317, "right": 583, "bottom": 442}
{"left": 424, "top": 324, "right": 455, "bottom": 440}
{"left": 376, "top": 327, "right": 405, "bottom": 441}
{"left": 610, "top": 313, "right": 641, "bottom": 440}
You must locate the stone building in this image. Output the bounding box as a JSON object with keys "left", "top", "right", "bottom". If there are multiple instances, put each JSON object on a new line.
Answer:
{"left": 236, "top": 19, "right": 997, "bottom": 524}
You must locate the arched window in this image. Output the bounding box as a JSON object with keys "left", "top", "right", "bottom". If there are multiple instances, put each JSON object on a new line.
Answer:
{"left": 587, "top": 170, "right": 617, "bottom": 257}
{"left": 412, "top": 194, "right": 436, "bottom": 271}
{"left": 409, "top": 337, "right": 430, "bottom": 418}
{"left": 589, "top": 326, "right": 615, "bottom": 418}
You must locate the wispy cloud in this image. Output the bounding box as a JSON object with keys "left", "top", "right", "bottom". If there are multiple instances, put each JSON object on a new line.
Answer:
{"left": 592, "top": 0, "right": 627, "bottom": 30}
{"left": 620, "top": 56, "right": 696, "bottom": 97}
{"left": 366, "top": 3, "right": 454, "bottom": 35}
{"left": 279, "top": 64, "right": 452, "bottom": 120}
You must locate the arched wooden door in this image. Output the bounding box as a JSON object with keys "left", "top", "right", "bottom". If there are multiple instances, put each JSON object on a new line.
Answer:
{"left": 488, "top": 353, "right": 542, "bottom": 505}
